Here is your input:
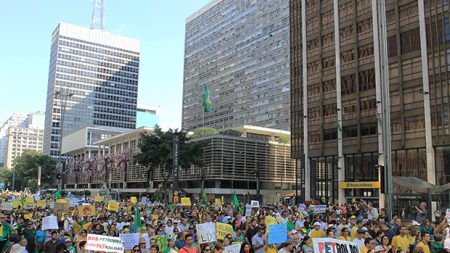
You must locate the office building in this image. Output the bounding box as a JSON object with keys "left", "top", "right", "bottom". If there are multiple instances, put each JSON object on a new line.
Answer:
{"left": 182, "top": 0, "right": 291, "bottom": 131}
{"left": 290, "top": 0, "right": 450, "bottom": 216}
{"left": 0, "top": 113, "right": 36, "bottom": 166}
{"left": 136, "top": 103, "right": 161, "bottom": 128}
{"left": 43, "top": 22, "right": 140, "bottom": 157}
{"left": 64, "top": 126, "right": 296, "bottom": 202}
{"left": 5, "top": 126, "right": 44, "bottom": 168}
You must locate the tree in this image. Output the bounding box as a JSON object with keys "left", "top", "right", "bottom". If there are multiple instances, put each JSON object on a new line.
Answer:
{"left": 192, "top": 127, "right": 219, "bottom": 138}
{"left": 0, "top": 167, "right": 14, "bottom": 190}
{"left": 136, "top": 126, "right": 203, "bottom": 202}
{"left": 14, "top": 150, "right": 57, "bottom": 191}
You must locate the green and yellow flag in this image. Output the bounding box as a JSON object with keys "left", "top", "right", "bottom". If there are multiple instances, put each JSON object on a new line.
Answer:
{"left": 202, "top": 84, "right": 212, "bottom": 112}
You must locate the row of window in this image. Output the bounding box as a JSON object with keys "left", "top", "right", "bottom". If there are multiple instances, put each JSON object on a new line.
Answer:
{"left": 59, "top": 37, "right": 139, "bottom": 60}
{"left": 56, "top": 73, "right": 137, "bottom": 87}
{"left": 57, "top": 59, "right": 138, "bottom": 75}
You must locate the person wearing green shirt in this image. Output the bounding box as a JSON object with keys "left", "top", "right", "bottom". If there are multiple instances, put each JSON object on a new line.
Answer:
{"left": 0, "top": 213, "right": 12, "bottom": 252}
{"left": 22, "top": 220, "right": 36, "bottom": 253}
{"left": 286, "top": 216, "right": 295, "bottom": 232}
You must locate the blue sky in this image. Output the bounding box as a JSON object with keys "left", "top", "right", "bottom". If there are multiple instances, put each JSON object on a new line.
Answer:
{"left": 0, "top": 0, "right": 211, "bottom": 129}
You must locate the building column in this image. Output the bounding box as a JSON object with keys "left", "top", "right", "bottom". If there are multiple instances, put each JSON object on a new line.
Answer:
{"left": 301, "top": 0, "right": 310, "bottom": 201}
{"left": 333, "top": 0, "right": 345, "bottom": 205}
{"left": 418, "top": 0, "right": 437, "bottom": 218}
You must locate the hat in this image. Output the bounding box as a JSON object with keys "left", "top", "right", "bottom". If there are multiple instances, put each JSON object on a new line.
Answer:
{"left": 350, "top": 216, "right": 356, "bottom": 219}
{"left": 313, "top": 222, "right": 321, "bottom": 226}
{"left": 374, "top": 246, "right": 385, "bottom": 252}
{"left": 412, "top": 220, "right": 420, "bottom": 226}
{"left": 357, "top": 228, "right": 366, "bottom": 234}
{"left": 65, "top": 238, "right": 72, "bottom": 243}
{"left": 290, "top": 230, "right": 298, "bottom": 234}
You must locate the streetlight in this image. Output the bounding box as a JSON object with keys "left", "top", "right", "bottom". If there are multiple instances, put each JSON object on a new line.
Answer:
{"left": 55, "top": 90, "right": 74, "bottom": 191}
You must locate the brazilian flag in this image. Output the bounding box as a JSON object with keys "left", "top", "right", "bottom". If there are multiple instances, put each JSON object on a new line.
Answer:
{"left": 202, "top": 84, "right": 212, "bottom": 112}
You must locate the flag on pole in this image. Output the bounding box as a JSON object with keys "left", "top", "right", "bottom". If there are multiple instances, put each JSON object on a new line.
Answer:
{"left": 201, "top": 186, "right": 208, "bottom": 207}
{"left": 202, "top": 84, "right": 212, "bottom": 112}
{"left": 132, "top": 206, "right": 142, "bottom": 233}
{"left": 232, "top": 192, "right": 239, "bottom": 208}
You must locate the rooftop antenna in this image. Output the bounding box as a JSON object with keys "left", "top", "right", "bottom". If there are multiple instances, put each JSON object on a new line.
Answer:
{"left": 91, "top": 0, "right": 105, "bottom": 30}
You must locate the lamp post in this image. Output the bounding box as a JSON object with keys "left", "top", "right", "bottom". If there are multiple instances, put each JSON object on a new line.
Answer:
{"left": 55, "top": 90, "right": 74, "bottom": 191}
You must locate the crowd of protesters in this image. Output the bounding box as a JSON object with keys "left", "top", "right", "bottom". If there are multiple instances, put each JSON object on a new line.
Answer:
{"left": 0, "top": 191, "right": 447, "bottom": 253}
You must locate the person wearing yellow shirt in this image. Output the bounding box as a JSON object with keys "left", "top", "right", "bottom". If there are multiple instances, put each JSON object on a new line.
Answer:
{"left": 392, "top": 225, "right": 411, "bottom": 253}
{"left": 339, "top": 227, "right": 352, "bottom": 241}
{"left": 416, "top": 232, "right": 431, "bottom": 253}
{"left": 360, "top": 238, "right": 375, "bottom": 253}
{"left": 309, "top": 222, "right": 325, "bottom": 239}
{"left": 351, "top": 220, "right": 363, "bottom": 240}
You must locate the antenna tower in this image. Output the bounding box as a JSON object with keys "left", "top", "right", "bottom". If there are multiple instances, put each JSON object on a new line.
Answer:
{"left": 91, "top": 0, "right": 105, "bottom": 30}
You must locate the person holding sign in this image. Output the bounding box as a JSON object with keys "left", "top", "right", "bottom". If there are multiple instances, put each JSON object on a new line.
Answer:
{"left": 0, "top": 212, "right": 12, "bottom": 252}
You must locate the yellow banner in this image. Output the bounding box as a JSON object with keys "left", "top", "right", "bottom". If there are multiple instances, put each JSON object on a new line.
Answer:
{"left": 94, "top": 196, "right": 104, "bottom": 202}
{"left": 78, "top": 205, "right": 96, "bottom": 216}
{"left": 339, "top": 181, "right": 380, "bottom": 189}
{"left": 216, "top": 222, "right": 233, "bottom": 240}
{"left": 215, "top": 198, "right": 221, "bottom": 206}
{"left": 130, "top": 197, "right": 137, "bottom": 204}
{"left": 107, "top": 201, "right": 119, "bottom": 212}
{"left": 181, "top": 198, "right": 191, "bottom": 206}
{"left": 36, "top": 200, "right": 46, "bottom": 207}
{"left": 25, "top": 198, "right": 34, "bottom": 204}
{"left": 12, "top": 201, "right": 20, "bottom": 209}
{"left": 56, "top": 199, "right": 68, "bottom": 203}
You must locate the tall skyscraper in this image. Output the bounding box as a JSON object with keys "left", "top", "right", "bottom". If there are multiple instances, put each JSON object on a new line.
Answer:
{"left": 182, "top": 0, "right": 290, "bottom": 131}
{"left": 43, "top": 22, "right": 140, "bottom": 157}
{"left": 5, "top": 126, "right": 44, "bottom": 168}
{"left": 290, "top": 0, "right": 450, "bottom": 213}
{"left": 0, "top": 113, "right": 34, "bottom": 166}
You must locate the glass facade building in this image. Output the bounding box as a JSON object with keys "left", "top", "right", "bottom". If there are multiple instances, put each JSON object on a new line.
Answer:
{"left": 182, "top": 0, "right": 291, "bottom": 131}
{"left": 290, "top": 0, "right": 450, "bottom": 212}
{"left": 43, "top": 22, "right": 140, "bottom": 157}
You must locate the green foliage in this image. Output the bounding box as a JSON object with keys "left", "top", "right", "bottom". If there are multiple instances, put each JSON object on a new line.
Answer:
{"left": 14, "top": 150, "right": 57, "bottom": 191}
{"left": 0, "top": 167, "right": 13, "bottom": 190}
{"left": 278, "top": 135, "right": 291, "bottom": 144}
{"left": 192, "top": 127, "right": 219, "bottom": 138}
{"left": 136, "top": 126, "right": 204, "bottom": 202}
{"left": 219, "top": 129, "right": 242, "bottom": 137}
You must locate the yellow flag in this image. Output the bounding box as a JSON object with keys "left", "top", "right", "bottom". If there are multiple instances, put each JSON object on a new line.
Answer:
{"left": 215, "top": 198, "right": 221, "bottom": 206}
{"left": 94, "top": 196, "right": 104, "bottom": 202}
{"left": 36, "top": 200, "right": 46, "bottom": 207}
{"left": 130, "top": 197, "right": 137, "bottom": 204}
{"left": 78, "top": 205, "right": 96, "bottom": 216}
{"left": 107, "top": 201, "right": 119, "bottom": 212}
{"left": 181, "top": 198, "right": 191, "bottom": 206}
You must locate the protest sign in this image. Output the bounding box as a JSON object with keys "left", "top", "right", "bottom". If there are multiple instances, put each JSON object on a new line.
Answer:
{"left": 312, "top": 238, "right": 360, "bottom": 253}
{"left": 34, "top": 193, "right": 40, "bottom": 201}
{"left": 56, "top": 199, "right": 68, "bottom": 203}
{"left": 130, "top": 197, "right": 137, "bottom": 204}
{"left": 1, "top": 202, "right": 12, "bottom": 211}
{"left": 24, "top": 203, "right": 35, "bottom": 209}
{"left": 245, "top": 205, "right": 252, "bottom": 217}
{"left": 95, "top": 196, "right": 104, "bottom": 202}
{"left": 25, "top": 197, "right": 34, "bottom": 204}
{"left": 86, "top": 234, "right": 125, "bottom": 253}
{"left": 119, "top": 233, "right": 140, "bottom": 250}
{"left": 54, "top": 202, "right": 70, "bottom": 213}
{"left": 12, "top": 201, "right": 20, "bottom": 209}
{"left": 141, "top": 197, "right": 147, "bottom": 204}
{"left": 215, "top": 198, "right": 221, "bottom": 206}
{"left": 268, "top": 224, "right": 288, "bottom": 245}
{"left": 314, "top": 205, "right": 327, "bottom": 214}
{"left": 299, "top": 204, "right": 306, "bottom": 211}
{"left": 250, "top": 200, "right": 260, "bottom": 208}
{"left": 78, "top": 205, "right": 96, "bottom": 216}
{"left": 37, "top": 200, "right": 46, "bottom": 207}
{"left": 224, "top": 244, "right": 241, "bottom": 253}
{"left": 108, "top": 201, "right": 119, "bottom": 212}
{"left": 42, "top": 216, "right": 59, "bottom": 230}
{"left": 155, "top": 235, "right": 170, "bottom": 253}
{"left": 24, "top": 214, "right": 32, "bottom": 220}
{"left": 216, "top": 222, "right": 233, "bottom": 240}
{"left": 197, "top": 222, "right": 216, "bottom": 244}
{"left": 181, "top": 198, "right": 191, "bottom": 206}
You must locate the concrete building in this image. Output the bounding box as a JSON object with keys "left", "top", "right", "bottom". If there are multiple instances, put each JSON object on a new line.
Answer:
{"left": 5, "top": 126, "right": 44, "bottom": 168}
{"left": 64, "top": 125, "right": 296, "bottom": 202}
{"left": 182, "top": 0, "right": 291, "bottom": 131}
{"left": 0, "top": 113, "right": 42, "bottom": 166}
{"left": 290, "top": 0, "right": 450, "bottom": 218}
{"left": 136, "top": 103, "right": 161, "bottom": 128}
{"left": 43, "top": 22, "right": 140, "bottom": 157}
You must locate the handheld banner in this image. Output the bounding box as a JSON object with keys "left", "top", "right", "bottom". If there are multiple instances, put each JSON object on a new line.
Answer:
{"left": 312, "top": 238, "right": 360, "bottom": 253}
{"left": 85, "top": 234, "right": 125, "bottom": 253}
{"left": 197, "top": 222, "right": 216, "bottom": 244}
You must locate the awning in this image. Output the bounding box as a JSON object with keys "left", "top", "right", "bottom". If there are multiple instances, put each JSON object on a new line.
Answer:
{"left": 393, "top": 176, "right": 450, "bottom": 193}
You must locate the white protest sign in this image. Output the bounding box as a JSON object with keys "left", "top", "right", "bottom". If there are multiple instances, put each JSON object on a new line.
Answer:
{"left": 250, "top": 200, "right": 260, "bottom": 208}
{"left": 34, "top": 193, "right": 41, "bottom": 201}
{"left": 1, "top": 202, "right": 12, "bottom": 211}
{"left": 312, "top": 238, "right": 360, "bottom": 253}
{"left": 224, "top": 244, "right": 241, "bottom": 253}
{"left": 314, "top": 205, "right": 327, "bottom": 214}
{"left": 298, "top": 204, "right": 306, "bottom": 211}
{"left": 141, "top": 197, "right": 147, "bottom": 204}
{"left": 85, "top": 234, "right": 125, "bottom": 253}
{"left": 42, "top": 216, "right": 59, "bottom": 230}
{"left": 119, "top": 233, "right": 140, "bottom": 250}
{"left": 245, "top": 205, "right": 252, "bottom": 217}
{"left": 197, "top": 222, "right": 216, "bottom": 244}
